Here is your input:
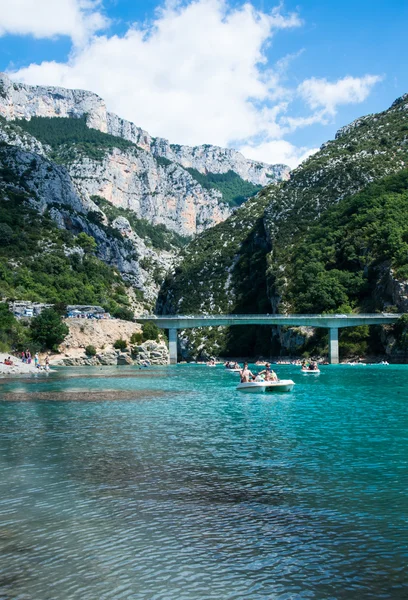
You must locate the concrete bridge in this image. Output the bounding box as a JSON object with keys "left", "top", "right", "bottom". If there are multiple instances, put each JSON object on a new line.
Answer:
{"left": 136, "top": 314, "right": 403, "bottom": 364}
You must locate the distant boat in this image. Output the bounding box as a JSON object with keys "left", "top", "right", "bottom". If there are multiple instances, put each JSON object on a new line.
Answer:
{"left": 226, "top": 367, "right": 241, "bottom": 373}
{"left": 301, "top": 367, "right": 320, "bottom": 374}
{"left": 236, "top": 380, "right": 295, "bottom": 393}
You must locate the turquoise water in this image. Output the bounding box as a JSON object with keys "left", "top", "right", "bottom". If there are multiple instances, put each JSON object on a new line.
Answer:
{"left": 0, "top": 364, "right": 407, "bottom": 599}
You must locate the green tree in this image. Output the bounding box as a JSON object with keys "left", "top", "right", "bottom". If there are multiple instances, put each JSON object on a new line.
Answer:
{"left": 0, "top": 223, "right": 13, "bottom": 245}
{"left": 85, "top": 344, "right": 96, "bottom": 356}
{"left": 30, "top": 308, "right": 69, "bottom": 351}
{"left": 0, "top": 302, "right": 15, "bottom": 329}
{"left": 112, "top": 306, "right": 134, "bottom": 321}
{"left": 76, "top": 232, "right": 97, "bottom": 254}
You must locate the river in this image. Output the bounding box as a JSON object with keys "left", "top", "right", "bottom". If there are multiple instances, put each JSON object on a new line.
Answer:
{"left": 0, "top": 364, "right": 407, "bottom": 599}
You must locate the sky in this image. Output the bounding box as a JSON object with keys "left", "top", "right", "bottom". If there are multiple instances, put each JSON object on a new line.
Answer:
{"left": 0, "top": 0, "right": 406, "bottom": 168}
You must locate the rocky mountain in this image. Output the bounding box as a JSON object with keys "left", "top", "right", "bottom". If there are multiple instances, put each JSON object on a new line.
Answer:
{"left": 0, "top": 73, "right": 288, "bottom": 236}
{"left": 159, "top": 94, "right": 408, "bottom": 360}
{"left": 0, "top": 72, "right": 288, "bottom": 305}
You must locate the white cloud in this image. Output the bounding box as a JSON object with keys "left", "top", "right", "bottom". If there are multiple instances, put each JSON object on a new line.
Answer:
{"left": 298, "top": 74, "right": 383, "bottom": 115}
{"left": 10, "top": 0, "right": 300, "bottom": 149}
{"left": 0, "top": 0, "right": 108, "bottom": 46}
{"left": 239, "top": 140, "right": 318, "bottom": 169}
{"left": 5, "top": 1, "right": 383, "bottom": 167}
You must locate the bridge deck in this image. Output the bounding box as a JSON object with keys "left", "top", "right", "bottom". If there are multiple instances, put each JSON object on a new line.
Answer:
{"left": 137, "top": 313, "right": 402, "bottom": 329}
{"left": 137, "top": 314, "right": 403, "bottom": 364}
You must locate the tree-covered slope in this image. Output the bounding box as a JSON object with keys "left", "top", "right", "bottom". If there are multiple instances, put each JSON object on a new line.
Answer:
{"left": 264, "top": 93, "right": 408, "bottom": 311}
{"left": 159, "top": 94, "right": 408, "bottom": 358}
{"left": 158, "top": 192, "right": 271, "bottom": 315}
{"left": 185, "top": 168, "right": 262, "bottom": 207}
{"left": 0, "top": 179, "right": 132, "bottom": 317}
{"left": 284, "top": 170, "right": 408, "bottom": 313}
{"left": 16, "top": 115, "right": 136, "bottom": 162}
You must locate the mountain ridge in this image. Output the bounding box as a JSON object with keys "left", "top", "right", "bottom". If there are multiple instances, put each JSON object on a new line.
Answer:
{"left": 159, "top": 93, "right": 408, "bottom": 359}
{"left": 0, "top": 73, "right": 289, "bottom": 188}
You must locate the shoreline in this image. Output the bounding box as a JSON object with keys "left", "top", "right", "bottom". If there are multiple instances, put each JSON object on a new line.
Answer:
{"left": 0, "top": 353, "right": 54, "bottom": 377}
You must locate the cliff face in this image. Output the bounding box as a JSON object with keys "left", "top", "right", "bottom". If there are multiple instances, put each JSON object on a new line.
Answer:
{"left": 0, "top": 73, "right": 289, "bottom": 237}
{"left": 0, "top": 72, "right": 289, "bottom": 303}
{"left": 0, "top": 139, "right": 175, "bottom": 303}
{"left": 64, "top": 149, "right": 230, "bottom": 236}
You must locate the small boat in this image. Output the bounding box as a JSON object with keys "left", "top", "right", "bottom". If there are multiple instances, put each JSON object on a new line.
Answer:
{"left": 236, "top": 380, "right": 295, "bottom": 393}
{"left": 225, "top": 367, "right": 241, "bottom": 373}
{"left": 301, "top": 368, "right": 320, "bottom": 374}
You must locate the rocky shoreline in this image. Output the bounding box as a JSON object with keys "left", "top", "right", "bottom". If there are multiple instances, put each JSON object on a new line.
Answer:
{"left": 54, "top": 340, "right": 169, "bottom": 367}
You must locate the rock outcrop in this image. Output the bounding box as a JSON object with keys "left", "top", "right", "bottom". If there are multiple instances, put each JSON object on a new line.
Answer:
{"left": 53, "top": 318, "right": 169, "bottom": 366}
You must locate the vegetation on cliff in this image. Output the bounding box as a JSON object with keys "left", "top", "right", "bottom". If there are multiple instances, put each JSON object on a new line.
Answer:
{"left": 284, "top": 170, "right": 408, "bottom": 313}
{"left": 16, "top": 116, "right": 136, "bottom": 162}
{"left": 0, "top": 183, "right": 132, "bottom": 317}
{"left": 185, "top": 168, "right": 262, "bottom": 207}
{"left": 160, "top": 94, "right": 408, "bottom": 359}
{"left": 91, "top": 195, "right": 189, "bottom": 251}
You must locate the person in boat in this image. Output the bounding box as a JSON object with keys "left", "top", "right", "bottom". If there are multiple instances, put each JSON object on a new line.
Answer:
{"left": 258, "top": 363, "right": 278, "bottom": 382}
{"left": 309, "top": 361, "right": 318, "bottom": 371}
{"left": 240, "top": 362, "right": 254, "bottom": 383}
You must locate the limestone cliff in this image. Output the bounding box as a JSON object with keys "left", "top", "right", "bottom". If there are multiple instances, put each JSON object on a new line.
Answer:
{"left": 0, "top": 72, "right": 289, "bottom": 237}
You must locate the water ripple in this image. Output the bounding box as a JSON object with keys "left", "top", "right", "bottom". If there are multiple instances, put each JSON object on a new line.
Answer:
{"left": 0, "top": 365, "right": 407, "bottom": 599}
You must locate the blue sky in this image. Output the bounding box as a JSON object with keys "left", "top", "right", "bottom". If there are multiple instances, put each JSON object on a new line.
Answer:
{"left": 0, "top": 0, "right": 406, "bottom": 166}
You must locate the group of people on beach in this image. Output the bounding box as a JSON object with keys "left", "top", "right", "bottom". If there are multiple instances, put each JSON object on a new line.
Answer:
{"left": 20, "top": 351, "right": 50, "bottom": 370}
{"left": 21, "top": 349, "right": 34, "bottom": 364}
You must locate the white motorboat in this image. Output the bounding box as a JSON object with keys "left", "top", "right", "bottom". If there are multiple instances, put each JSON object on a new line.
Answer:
{"left": 226, "top": 367, "right": 241, "bottom": 373}
{"left": 301, "top": 368, "right": 320, "bottom": 374}
{"left": 236, "top": 380, "right": 295, "bottom": 393}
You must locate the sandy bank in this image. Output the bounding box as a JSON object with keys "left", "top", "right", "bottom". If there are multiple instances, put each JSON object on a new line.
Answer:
{"left": 0, "top": 353, "right": 52, "bottom": 376}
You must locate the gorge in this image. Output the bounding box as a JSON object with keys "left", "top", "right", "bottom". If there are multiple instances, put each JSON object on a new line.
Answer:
{"left": 1, "top": 73, "right": 408, "bottom": 361}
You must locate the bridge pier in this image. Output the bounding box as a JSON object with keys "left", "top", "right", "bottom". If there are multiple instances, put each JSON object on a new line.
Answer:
{"left": 168, "top": 328, "right": 178, "bottom": 364}
{"left": 329, "top": 327, "right": 339, "bottom": 364}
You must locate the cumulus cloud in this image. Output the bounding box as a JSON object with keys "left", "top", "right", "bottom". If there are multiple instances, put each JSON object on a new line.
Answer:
{"left": 239, "top": 140, "right": 318, "bottom": 169}
{"left": 298, "top": 74, "right": 383, "bottom": 115}
{"left": 0, "top": 0, "right": 108, "bottom": 46}
{"left": 5, "top": 1, "right": 383, "bottom": 168}
{"left": 10, "top": 0, "right": 301, "bottom": 148}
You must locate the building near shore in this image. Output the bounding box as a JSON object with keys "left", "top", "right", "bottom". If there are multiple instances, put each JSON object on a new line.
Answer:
{"left": 9, "top": 301, "right": 54, "bottom": 318}
{"left": 66, "top": 305, "right": 109, "bottom": 319}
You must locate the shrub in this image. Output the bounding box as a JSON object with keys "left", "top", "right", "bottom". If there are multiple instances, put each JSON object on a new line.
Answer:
{"left": 85, "top": 345, "right": 96, "bottom": 356}
{"left": 76, "top": 232, "right": 97, "bottom": 254}
{"left": 30, "top": 308, "right": 69, "bottom": 351}
{"left": 114, "top": 338, "right": 127, "bottom": 351}
{"left": 130, "top": 332, "right": 143, "bottom": 344}
{"left": 112, "top": 306, "right": 134, "bottom": 321}
{"left": 142, "top": 321, "right": 160, "bottom": 342}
